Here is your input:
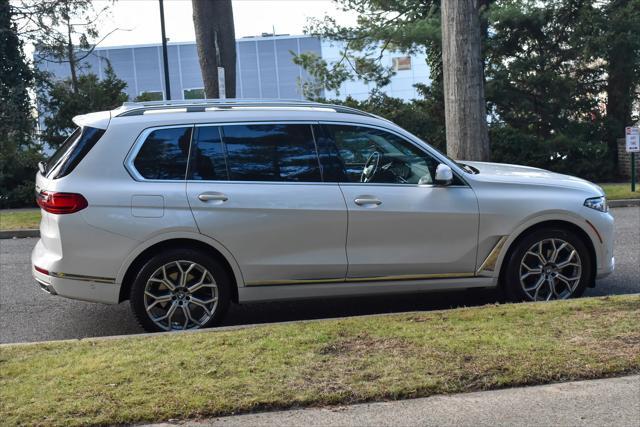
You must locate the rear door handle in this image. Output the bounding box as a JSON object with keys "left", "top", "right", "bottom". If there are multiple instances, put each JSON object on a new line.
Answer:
{"left": 198, "top": 192, "right": 228, "bottom": 202}
{"left": 354, "top": 197, "right": 382, "bottom": 207}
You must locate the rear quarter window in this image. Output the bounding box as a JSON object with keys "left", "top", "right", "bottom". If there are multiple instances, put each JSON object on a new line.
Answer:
{"left": 44, "top": 127, "right": 105, "bottom": 179}
{"left": 133, "top": 127, "right": 192, "bottom": 180}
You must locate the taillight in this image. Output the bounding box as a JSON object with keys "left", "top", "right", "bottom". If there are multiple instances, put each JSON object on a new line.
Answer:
{"left": 36, "top": 191, "right": 88, "bottom": 214}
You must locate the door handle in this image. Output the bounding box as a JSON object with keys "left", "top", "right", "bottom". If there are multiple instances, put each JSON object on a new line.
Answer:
{"left": 354, "top": 197, "right": 382, "bottom": 206}
{"left": 198, "top": 192, "right": 228, "bottom": 202}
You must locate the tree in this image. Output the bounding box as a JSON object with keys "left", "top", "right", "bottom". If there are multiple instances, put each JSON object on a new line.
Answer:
{"left": 42, "top": 65, "right": 128, "bottom": 148}
{"left": 0, "top": 0, "right": 42, "bottom": 207}
{"left": 12, "top": 0, "right": 117, "bottom": 94}
{"left": 603, "top": 0, "right": 640, "bottom": 169}
{"left": 441, "top": 0, "right": 490, "bottom": 161}
{"left": 191, "top": 0, "right": 237, "bottom": 98}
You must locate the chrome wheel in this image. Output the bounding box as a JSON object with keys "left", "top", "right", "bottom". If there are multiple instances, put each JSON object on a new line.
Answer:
{"left": 143, "top": 260, "right": 218, "bottom": 331}
{"left": 519, "top": 238, "right": 582, "bottom": 301}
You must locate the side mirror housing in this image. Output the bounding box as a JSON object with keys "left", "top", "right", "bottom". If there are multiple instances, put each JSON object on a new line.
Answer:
{"left": 434, "top": 164, "right": 453, "bottom": 186}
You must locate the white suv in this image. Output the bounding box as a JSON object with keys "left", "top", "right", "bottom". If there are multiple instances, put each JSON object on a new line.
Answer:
{"left": 32, "top": 99, "right": 615, "bottom": 332}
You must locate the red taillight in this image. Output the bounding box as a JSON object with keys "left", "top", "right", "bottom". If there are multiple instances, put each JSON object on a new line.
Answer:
{"left": 34, "top": 265, "right": 49, "bottom": 275}
{"left": 36, "top": 191, "right": 88, "bottom": 214}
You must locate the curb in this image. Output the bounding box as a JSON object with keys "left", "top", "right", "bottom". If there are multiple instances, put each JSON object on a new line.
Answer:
{"left": 0, "top": 202, "right": 637, "bottom": 240}
{"left": 608, "top": 199, "right": 640, "bottom": 208}
{"left": 0, "top": 229, "right": 40, "bottom": 239}
{"left": 1, "top": 294, "right": 637, "bottom": 348}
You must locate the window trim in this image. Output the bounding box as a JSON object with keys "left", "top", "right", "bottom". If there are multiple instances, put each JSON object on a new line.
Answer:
{"left": 317, "top": 121, "right": 470, "bottom": 188}
{"left": 124, "top": 124, "right": 195, "bottom": 182}
{"left": 124, "top": 120, "right": 469, "bottom": 187}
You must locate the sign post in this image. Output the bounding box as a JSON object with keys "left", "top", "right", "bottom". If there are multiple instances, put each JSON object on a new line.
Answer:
{"left": 625, "top": 127, "right": 639, "bottom": 192}
{"left": 217, "top": 67, "right": 226, "bottom": 99}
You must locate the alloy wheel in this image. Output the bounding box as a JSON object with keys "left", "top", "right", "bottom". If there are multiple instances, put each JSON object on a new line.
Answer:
{"left": 519, "top": 238, "right": 582, "bottom": 301}
{"left": 143, "top": 260, "right": 218, "bottom": 331}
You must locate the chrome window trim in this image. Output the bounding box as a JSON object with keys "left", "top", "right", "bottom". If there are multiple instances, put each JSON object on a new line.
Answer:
{"left": 124, "top": 124, "right": 195, "bottom": 182}
{"left": 124, "top": 119, "right": 470, "bottom": 187}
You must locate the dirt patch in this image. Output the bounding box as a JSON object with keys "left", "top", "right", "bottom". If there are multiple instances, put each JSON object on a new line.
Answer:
{"left": 317, "top": 332, "right": 411, "bottom": 357}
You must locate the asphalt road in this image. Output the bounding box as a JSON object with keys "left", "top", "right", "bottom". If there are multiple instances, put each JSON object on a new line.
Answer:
{"left": 1, "top": 207, "right": 638, "bottom": 344}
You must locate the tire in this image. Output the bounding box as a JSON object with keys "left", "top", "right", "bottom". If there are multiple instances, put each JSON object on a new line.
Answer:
{"left": 503, "top": 228, "right": 592, "bottom": 302}
{"left": 129, "top": 248, "right": 231, "bottom": 332}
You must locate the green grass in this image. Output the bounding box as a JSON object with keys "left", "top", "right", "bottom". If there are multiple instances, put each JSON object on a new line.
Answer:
{"left": 599, "top": 183, "right": 640, "bottom": 200}
{"left": 1, "top": 295, "right": 638, "bottom": 426}
{"left": 0, "top": 209, "right": 40, "bottom": 231}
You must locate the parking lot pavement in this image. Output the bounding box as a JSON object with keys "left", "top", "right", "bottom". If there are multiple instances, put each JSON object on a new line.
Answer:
{"left": 1, "top": 207, "right": 638, "bottom": 344}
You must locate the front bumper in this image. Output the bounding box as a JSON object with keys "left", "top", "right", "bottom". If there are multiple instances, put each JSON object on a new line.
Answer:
{"left": 596, "top": 255, "right": 615, "bottom": 279}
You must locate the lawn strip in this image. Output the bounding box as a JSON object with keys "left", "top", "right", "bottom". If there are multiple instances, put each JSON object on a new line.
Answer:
{"left": 0, "top": 209, "right": 40, "bottom": 231}
{"left": 599, "top": 183, "right": 640, "bottom": 200}
{"left": 0, "top": 295, "right": 639, "bottom": 426}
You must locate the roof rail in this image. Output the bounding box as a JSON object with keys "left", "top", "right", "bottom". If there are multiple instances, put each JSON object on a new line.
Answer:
{"left": 114, "top": 98, "right": 378, "bottom": 119}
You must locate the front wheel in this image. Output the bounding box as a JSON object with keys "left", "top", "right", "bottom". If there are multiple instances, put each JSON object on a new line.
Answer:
{"left": 130, "top": 249, "right": 231, "bottom": 332}
{"left": 503, "top": 228, "right": 592, "bottom": 302}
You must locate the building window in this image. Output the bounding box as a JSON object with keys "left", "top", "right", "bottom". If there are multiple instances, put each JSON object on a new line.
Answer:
{"left": 392, "top": 56, "right": 411, "bottom": 71}
{"left": 184, "top": 88, "right": 205, "bottom": 99}
{"left": 135, "top": 91, "right": 164, "bottom": 102}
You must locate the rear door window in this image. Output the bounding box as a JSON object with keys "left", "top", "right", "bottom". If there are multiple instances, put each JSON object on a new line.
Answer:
{"left": 133, "top": 127, "right": 192, "bottom": 180}
{"left": 221, "top": 124, "right": 321, "bottom": 182}
{"left": 188, "top": 126, "right": 229, "bottom": 181}
{"left": 44, "top": 127, "right": 105, "bottom": 179}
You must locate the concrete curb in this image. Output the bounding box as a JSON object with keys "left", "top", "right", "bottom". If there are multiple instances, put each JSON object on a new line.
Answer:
{"left": 2, "top": 294, "right": 637, "bottom": 347}
{"left": 0, "top": 202, "right": 637, "bottom": 240}
{"left": 608, "top": 199, "right": 640, "bottom": 208}
{"left": 0, "top": 229, "right": 40, "bottom": 239}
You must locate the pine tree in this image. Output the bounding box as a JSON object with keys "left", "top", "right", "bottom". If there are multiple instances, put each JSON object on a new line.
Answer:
{"left": 0, "top": 0, "right": 42, "bottom": 207}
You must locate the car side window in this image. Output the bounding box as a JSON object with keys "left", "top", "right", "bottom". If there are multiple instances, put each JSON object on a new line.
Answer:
{"left": 133, "top": 127, "right": 192, "bottom": 180}
{"left": 221, "top": 124, "right": 322, "bottom": 182}
{"left": 323, "top": 124, "right": 440, "bottom": 185}
{"left": 189, "top": 126, "right": 229, "bottom": 181}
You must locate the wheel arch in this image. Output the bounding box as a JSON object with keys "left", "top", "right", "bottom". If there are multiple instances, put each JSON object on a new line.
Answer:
{"left": 117, "top": 233, "right": 244, "bottom": 303}
{"left": 496, "top": 219, "right": 597, "bottom": 290}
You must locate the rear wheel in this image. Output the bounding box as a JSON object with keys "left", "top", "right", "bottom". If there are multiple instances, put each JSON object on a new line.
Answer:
{"left": 130, "top": 249, "right": 230, "bottom": 332}
{"left": 503, "top": 228, "right": 592, "bottom": 302}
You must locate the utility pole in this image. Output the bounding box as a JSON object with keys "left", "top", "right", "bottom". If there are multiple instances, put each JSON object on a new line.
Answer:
{"left": 159, "top": 0, "right": 171, "bottom": 100}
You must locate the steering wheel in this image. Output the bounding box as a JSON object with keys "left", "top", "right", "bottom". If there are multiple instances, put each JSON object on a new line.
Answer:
{"left": 360, "top": 151, "right": 381, "bottom": 183}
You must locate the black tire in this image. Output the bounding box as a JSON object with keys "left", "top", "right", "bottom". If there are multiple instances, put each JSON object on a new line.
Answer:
{"left": 130, "top": 248, "right": 231, "bottom": 332}
{"left": 502, "top": 228, "right": 592, "bottom": 302}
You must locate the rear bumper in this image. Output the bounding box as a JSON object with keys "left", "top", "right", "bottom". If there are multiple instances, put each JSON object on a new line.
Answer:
{"left": 32, "top": 240, "right": 120, "bottom": 304}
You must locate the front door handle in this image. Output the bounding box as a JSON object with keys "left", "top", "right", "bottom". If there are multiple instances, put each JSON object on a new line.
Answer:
{"left": 354, "top": 197, "right": 382, "bottom": 207}
{"left": 198, "top": 192, "right": 228, "bottom": 202}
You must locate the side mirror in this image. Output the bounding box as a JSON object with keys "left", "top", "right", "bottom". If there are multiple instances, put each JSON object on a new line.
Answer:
{"left": 434, "top": 164, "right": 453, "bottom": 186}
{"left": 38, "top": 161, "right": 46, "bottom": 175}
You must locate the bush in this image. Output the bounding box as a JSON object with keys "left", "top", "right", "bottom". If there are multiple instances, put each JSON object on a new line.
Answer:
{"left": 490, "top": 126, "right": 614, "bottom": 182}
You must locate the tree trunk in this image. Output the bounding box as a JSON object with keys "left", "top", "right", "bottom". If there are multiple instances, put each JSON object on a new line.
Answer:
{"left": 192, "top": 0, "right": 236, "bottom": 99}
{"left": 441, "top": 0, "right": 490, "bottom": 161}
{"left": 66, "top": 20, "right": 78, "bottom": 94}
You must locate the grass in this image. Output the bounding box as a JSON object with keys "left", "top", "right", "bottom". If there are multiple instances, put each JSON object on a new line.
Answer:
{"left": 0, "top": 209, "right": 40, "bottom": 231}
{"left": 1, "top": 295, "right": 638, "bottom": 426}
{"left": 599, "top": 183, "right": 640, "bottom": 200}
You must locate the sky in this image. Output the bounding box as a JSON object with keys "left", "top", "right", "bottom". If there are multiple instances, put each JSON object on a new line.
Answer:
{"left": 92, "top": 0, "right": 358, "bottom": 47}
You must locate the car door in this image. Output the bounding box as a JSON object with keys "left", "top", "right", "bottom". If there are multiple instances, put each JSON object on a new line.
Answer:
{"left": 316, "top": 123, "right": 479, "bottom": 280}
{"left": 186, "top": 123, "right": 348, "bottom": 286}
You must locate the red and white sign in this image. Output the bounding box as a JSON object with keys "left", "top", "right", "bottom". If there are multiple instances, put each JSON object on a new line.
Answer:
{"left": 626, "top": 127, "right": 640, "bottom": 153}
